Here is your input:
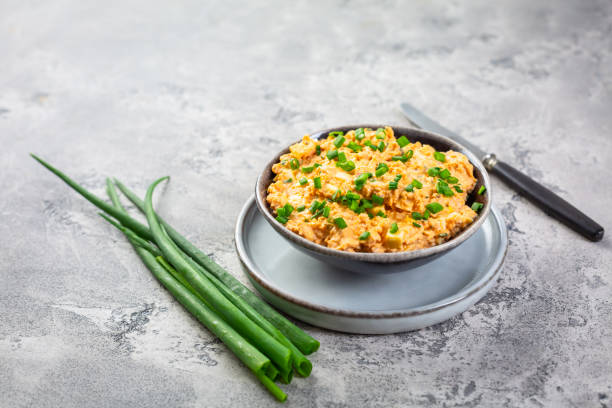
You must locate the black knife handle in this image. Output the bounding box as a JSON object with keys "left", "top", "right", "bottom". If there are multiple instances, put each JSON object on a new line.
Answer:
{"left": 490, "top": 160, "right": 604, "bottom": 241}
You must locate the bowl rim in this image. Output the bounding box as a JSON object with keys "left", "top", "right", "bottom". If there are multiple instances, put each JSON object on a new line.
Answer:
{"left": 255, "top": 124, "right": 492, "bottom": 264}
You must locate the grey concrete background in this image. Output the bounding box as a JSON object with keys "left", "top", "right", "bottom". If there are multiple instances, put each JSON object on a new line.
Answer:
{"left": 1, "top": 0, "right": 611, "bottom": 407}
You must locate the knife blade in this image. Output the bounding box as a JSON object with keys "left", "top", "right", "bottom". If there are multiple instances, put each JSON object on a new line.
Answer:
{"left": 399, "top": 102, "right": 604, "bottom": 242}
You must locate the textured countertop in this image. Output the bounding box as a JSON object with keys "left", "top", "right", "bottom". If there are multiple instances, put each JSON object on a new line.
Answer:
{"left": 2, "top": 1, "right": 611, "bottom": 407}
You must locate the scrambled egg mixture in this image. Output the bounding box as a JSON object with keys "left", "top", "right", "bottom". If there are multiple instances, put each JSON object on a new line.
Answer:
{"left": 266, "top": 127, "right": 478, "bottom": 252}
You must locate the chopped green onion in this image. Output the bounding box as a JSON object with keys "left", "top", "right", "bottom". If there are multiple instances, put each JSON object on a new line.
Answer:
{"left": 313, "top": 177, "right": 322, "bottom": 189}
{"left": 314, "top": 163, "right": 321, "bottom": 168}
{"left": 277, "top": 207, "right": 286, "bottom": 217}
{"left": 290, "top": 158, "right": 300, "bottom": 170}
{"left": 392, "top": 155, "right": 408, "bottom": 162}
{"left": 388, "top": 182, "right": 398, "bottom": 190}
{"left": 301, "top": 166, "right": 315, "bottom": 173}
{"left": 297, "top": 205, "right": 306, "bottom": 212}
{"left": 276, "top": 215, "right": 288, "bottom": 224}
{"left": 359, "top": 231, "right": 370, "bottom": 240}
{"left": 439, "top": 233, "right": 448, "bottom": 237}
{"left": 471, "top": 202, "right": 484, "bottom": 212}
{"left": 427, "top": 167, "right": 441, "bottom": 177}
{"left": 436, "top": 181, "right": 454, "bottom": 197}
{"left": 361, "top": 199, "right": 373, "bottom": 209}
{"left": 389, "top": 222, "right": 398, "bottom": 233}
{"left": 454, "top": 185, "right": 463, "bottom": 193}
{"left": 354, "top": 128, "right": 365, "bottom": 140}
{"left": 337, "top": 160, "right": 356, "bottom": 172}
{"left": 326, "top": 150, "right": 338, "bottom": 160}
{"left": 309, "top": 200, "right": 321, "bottom": 213}
{"left": 434, "top": 151, "right": 446, "bottom": 162}
{"left": 371, "top": 194, "right": 384, "bottom": 205}
{"left": 331, "top": 189, "right": 341, "bottom": 201}
{"left": 425, "top": 202, "right": 444, "bottom": 213}
{"left": 378, "top": 141, "right": 386, "bottom": 152}
{"left": 283, "top": 203, "right": 294, "bottom": 216}
{"left": 337, "top": 152, "right": 347, "bottom": 163}
{"left": 349, "top": 199, "right": 359, "bottom": 212}
{"left": 323, "top": 206, "right": 330, "bottom": 218}
{"left": 346, "top": 191, "right": 360, "bottom": 200}
{"left": 412, "top": 222, "right": 422, "bottom": 228}
{"left": 315, "top": 144, "right": 321, "bottom": 155}
{"left": 284, "top": 178, "right": 293, "bottom": 183}
{"left": 396, "top": 136, "right": 410, "bottom": 147}
{"left": 333, "top": 135, "right": 345, "bottom": 148}
{"left": 367, "top": 212, "right": 374, "bottom": 219}
{"left": 375, "top": 163, "right": 389, "bottom": 177}
{"left": 364, "top": 140, "right": 377, "bottom": 151}
{"left": 439, "top": 169, "right": 450, "bottom": 180}
{"left": 404, "top": 184, "right": 414, "bottom": 192}
{"left": 329, "top": 131, "right": 344, "bottom": 138}
{"left": 333, "top": 217, "right": 347, "bottom": 229}
{"left": 412, "top": 212, "right": 422, "bottom": 220}
{"left": 299, "top": 177, "right": 308, "bottom": 186}
{"left": 422, "top": 209, "right": 430, "bottom": 220}
{"left": 347, "top": 141, "right": 363, "bottom": 152}
{"left": 478, "top": 185, "right": 486, "bottom": 195}
{"left": 376, "top": 211, "right": 387, "bottom": 218}
{"left": 405, "top": 150, "right": 414, "bottom": 160}
{"left": 447, "top": 176, "right": 458, "bottom": 184}
{"left": 375, "top": 128, "right": 385, "bottom": 139}
{"left": 411, "top": 179, "right": 423, "bottom": 189}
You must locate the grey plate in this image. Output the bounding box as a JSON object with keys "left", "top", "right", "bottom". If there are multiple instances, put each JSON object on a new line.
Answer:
{"left": 235, "top": 195, "right": 508, "bottom": 334}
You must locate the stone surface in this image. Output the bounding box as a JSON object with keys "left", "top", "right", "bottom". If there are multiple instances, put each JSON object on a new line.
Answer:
{"left": 1, "top": 0, "right": 611, "bottom": 406}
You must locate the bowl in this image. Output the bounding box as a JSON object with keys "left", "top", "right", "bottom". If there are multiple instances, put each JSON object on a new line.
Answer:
{"left": 254, "top": 125, "right": 492, "bottom": 274}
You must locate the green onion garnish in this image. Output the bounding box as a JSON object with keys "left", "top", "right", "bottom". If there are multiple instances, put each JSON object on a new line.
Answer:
{"left": 313, "top": 177, "right": 322, "bottom": 189}
{"left": 439, "top": 169, "right": 450, "bottom": 180}
{"left": 310, "top": 200, "right": 321, "bottom": 213}
{"left": 412, "top": 179, "right": 423, "bottom": 189}
{"left": 329, "top": 131, "right": 344, "bottom": 138}
{"left": 405, "top": 150, "right": 414, "bottom": 160}
{"left": 434, "top": 151, "right": 446, "bottom": 162}
{"left": 439, "top": 233, "right": 448, "bottom": 237}
{"left": 322, "top": 206, "right": 330, "bottom": 218}
{"left": 471, "top": 202, "right": 484, "bottom": 212}
{"left": 316, "top": 145, "right": 321, "bottom": 155}
{"left": 478, "top": 185, "right": 486, "bottom": 195}
{"left": 326, "top": 150, "right": 338, "bottom": 160}
{"left": 425, "top": 202, "right": 443, "bottom": 213}
{"left": 404, "top": 184, "right": 414, "bottom": 192}
{"left": 276, "top": 215, "right": 288, "bottom": 224}
{"left": 297, "top": 205, "right": 306, "bottom": 212}
{"left": 359, "top": 231, "right": 370, "bottom": 240}
{"left": 337, "top": 152, "right": 347, "bottom": 163}
{"left": 354, "top": 128, "right": 365, "bottom": 140}
{"left": 371, "top": 194, "right": 384, "bottom": 205}
{"left": 364, "top": 140, "right": 377, "bottom": 151}
{"left": 347, "top": 141, "right": 363, "bottom": 152}
{"left": 299, "top": 177, "right": 308, "bottom": 186}
{"left": 376, "top": 211, "right": 387, "bottom": 218}
{"left": 333, "top": 135, "right": 345, "bottom": 148}
{"left": 378, "top": 141, "right": 386, "bottom": 152}
{"left": 333, "top": 217, "right": 347, "bottom": 229}
{"left": 446, "top": 176, "right": 458, "bottom": 184}
{"left": 427, "top": 167, "right": 440, "bottom": 177}
{"left": 396, "top": 136, "right": 410, "bottom": 147}
{"left": 290, "top": 158, "right": 300, "bottom": 170}
{"left": 301, "top": 166, "right": 315, "bottom": 173}
{"left": 338, "top": 160, "right": 356, "bottom": 172}
{"left": 390, "top": 222, "right": 399, "bottom": 233}
{"left": 332, "top": 189, "right": 341, "bottom": 201}
{"left": 349, "top": 199, "right": 359, "bottom": 212}
{"left": 375, "top": 163, "right": 389, "bottom": 177}
{"left": 422, "top": 209, "right": 430, "bottom": 220}
{"left": 392, "top": 155, "right": 408, "bottom": 162}
{"left": 283, "top": 203, "right": 294, "bottom": 216}
{"left": 412, "top": 222, "right": 422, "bottom": 228}
{"left": 454, "top": 185, "right": 463, "bottom": 193}
{"left": 436, "top": 180, "right": 454, "bottom": 197}
{"left": 284, "top": 178, "right": 293, "bottom": 183}
{"left": 412, "top": 212, "right": 422, "bottom": 220}
{"left": 361, "top": 199, "right": 373, "bottom": 209}
{"left": 375, "top": 128, "right": 385, "bottom": 139}
{"left": 388, "top": 174, "right": 402, "bottom": 190}
{"left": 346, "top": 191, "right": 360, "bottom": 200}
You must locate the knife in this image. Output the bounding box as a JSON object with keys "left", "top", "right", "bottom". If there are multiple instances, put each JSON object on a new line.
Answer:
{"left": 400, "top": 102, "right": 604, "bottom": 242}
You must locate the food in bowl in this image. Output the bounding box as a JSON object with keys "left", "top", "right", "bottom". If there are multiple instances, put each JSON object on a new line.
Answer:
{"left": 266, "top": 127, "right": 482, "bottom": 253}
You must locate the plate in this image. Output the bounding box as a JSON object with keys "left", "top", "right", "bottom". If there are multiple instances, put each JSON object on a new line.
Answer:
{"left": 235, "top": 195, "right": 508, "bottom": 334}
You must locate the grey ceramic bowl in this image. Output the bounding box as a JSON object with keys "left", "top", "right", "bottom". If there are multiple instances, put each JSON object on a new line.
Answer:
{"left": 255, "top": 125, "right": 492, "bottom": 274}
